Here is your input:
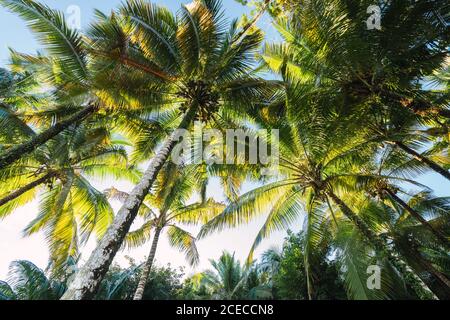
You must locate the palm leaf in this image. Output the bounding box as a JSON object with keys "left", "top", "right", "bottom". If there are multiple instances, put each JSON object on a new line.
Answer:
{"left": 167, "top": 225, "right": 199, "bottom": 266}
{"left": 1, "top": 0, "right": 88, "bottom": 83}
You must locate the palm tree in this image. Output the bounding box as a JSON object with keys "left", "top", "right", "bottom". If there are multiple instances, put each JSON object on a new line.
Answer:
{"left": 382, "top": 192, "right": 450, "bottom": 298}
{"left": 105, "top": 163, "right": 224, "bottom": 300}
{"left": 365, "top": 110, "right": 450, "bottom": 182}
{"left": 0, "top": 65, "right": 53, "bottom": 155}
{"left": 333, "top": 194, "right": 450, "bottom": 299}
{"left": 0, "top": 0, "right": 162, "bottom": 169}
{"left": 0, "top": 0, "right": 101, "bottom": 169}
{"left": 94, "top": 263, "right": 142, "bottom": 300}
{"left": 0, "top": 105, "right": 97, "bottom": 169}
{"left": 361, "top": 144, "right": 450, "bottom": 248}
{"left": 62, "top": 0, "right": 277, "bottom": 299}
{"left": 260, "top": 0, "right": 450, "bottom": 180}
{"left": 259, "top": 246, "right": 282, "bottom": 276}
{"left": 196, "top": 251, "right": 270, "bottom": 300}
{"left": 0, "top": 259, "right": 142, "bottom": 300}
{"left": 3, "top": 0, "right": 447, "bottom": 301}
{"left": 0, "top": 125, "right": 138, "bottom": 269}
{"left": 199, "top": 81, "right": 440, "bottom": 298}
{"left": 0, "top": 261, "right": 65, "bottom": 300}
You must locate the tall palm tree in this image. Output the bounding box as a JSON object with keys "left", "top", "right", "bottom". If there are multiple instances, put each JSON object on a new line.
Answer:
{"left": 333, "top": 194, "right": 450, "bottom": 299}
{"left": 0, "top": 125, "right": 138, "bottom": 269}
{"left": 0, "top": 259, "right": 142, "bottom": 300}
{"left": 363, "top": 147, "right": 450, "bottom": 248}
{"left": 105, "top": 164, "right": 224, "bottom": 300}
{"left": 0, "top": 0, "right": 164, "bottom": 169}
{"left": 382, "top": 192, "right": 450, "bottom": 295}
{"left": 0, "top": 0, "right": 101, "bottom": 169}
{"left": 0, "top": 65, "right": 53, "bottom": 154}
{"left": 365, "top": 110, "right": 450, "bottom": 181}
{"left": 199, "top": 82, "right": 440, "bottom": 298}
{"left": 260, "top": 0, "right": 450, "bottom": 180}
{"left": 62, "top": 0, "right": 277, "bottom": 299}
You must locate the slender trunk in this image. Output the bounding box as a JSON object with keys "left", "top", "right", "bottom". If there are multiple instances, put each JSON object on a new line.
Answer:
{"left": 383, "top": 188, "right": 450, "bottom": 248}
{"left": 0, "top": 105, "right": 96, "bottom": 170}
{"left": 0, "top": 171, "right": 56, "bottom": 207}
{"left": 305, "top": 267, "right": 314, "bottom": 300}
{"left": 61, "top": 105, "right": 198, "bottom": 300}
{"left": 327, "top": 191, "right": 438, "bottom": 299}
{"left": 391, "top": 141, "right": 450, "bottom": 181}
{"left": 133, "top": 227, "right": 162, "bottom": 300}
{"left": 410, "top": 247, "right": 450, "bottom": 289}
{"left": 393, "top": 236, "right": 450, "bottom": 298}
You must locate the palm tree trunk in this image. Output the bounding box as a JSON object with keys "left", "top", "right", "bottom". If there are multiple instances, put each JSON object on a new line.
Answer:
{"left": 390, "top": 141, "right": 450, "bottom": 181}
{"left": 408, "top": 245, "right": 450, "bottom": 290}
{"left": 393, "top": 236, "right": 450, "bottom": 298}
{"left": 61, "top": 105, "right": 198, "bottom": 300}
{"left": 0, "top": 105, "right": 96, "bottom": 170}
{"left": 327, "top": 191, "right": 438, "bottom": 299}
{"left": 133, "top": 227, "right": 162, "bottom": 300}
{"left": 383, "top": 188, "right": 450, "bottom": 248}
{"left": 0, "top": 171, "right": 56, "bottom": 207}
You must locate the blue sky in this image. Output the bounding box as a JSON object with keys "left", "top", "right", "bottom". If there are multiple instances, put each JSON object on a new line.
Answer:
{"left": 0, "top": 0, "right": 288, "bottom": 279}
{"left": 0, "top": 0, "right": 280, "bottom": 65}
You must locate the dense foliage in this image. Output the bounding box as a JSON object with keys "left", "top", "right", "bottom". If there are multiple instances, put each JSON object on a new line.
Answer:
{"left": 271, "top": 231, "right": 346, "bottom": 300}
{"left": 0, "top": 258, "right": 184, "bottom": 300}
{"left": 0, "top": 234, "right": 345, "bottom": 300}
{"left": 0, "top": 0, "right": 449, "bottom": 300}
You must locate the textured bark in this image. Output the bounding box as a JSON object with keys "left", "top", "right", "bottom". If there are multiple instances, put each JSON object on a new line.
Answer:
{"left": 384, "top": 188, "right": 450, "bottom": 248}
{"left": 0, "top": 171, "right": 56, "bottom": 207}
{"left": 61, "top": 106, "right": 198, "bottom": 300}
{"left": 0, "top": 105, "right": 96, "bottom": 170}
{"left": 133, "top": 227, "right": 162, "bottom": 300}
{"left": 392, "top": 141, "right": 450, "bottom": 181}
{"left": 327, "top": 191, "right": 438, "bottom": 299}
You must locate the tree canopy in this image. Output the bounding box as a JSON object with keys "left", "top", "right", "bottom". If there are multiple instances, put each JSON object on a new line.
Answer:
{"left": 0, "top": 0, "right": 448, "bottom": 300}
